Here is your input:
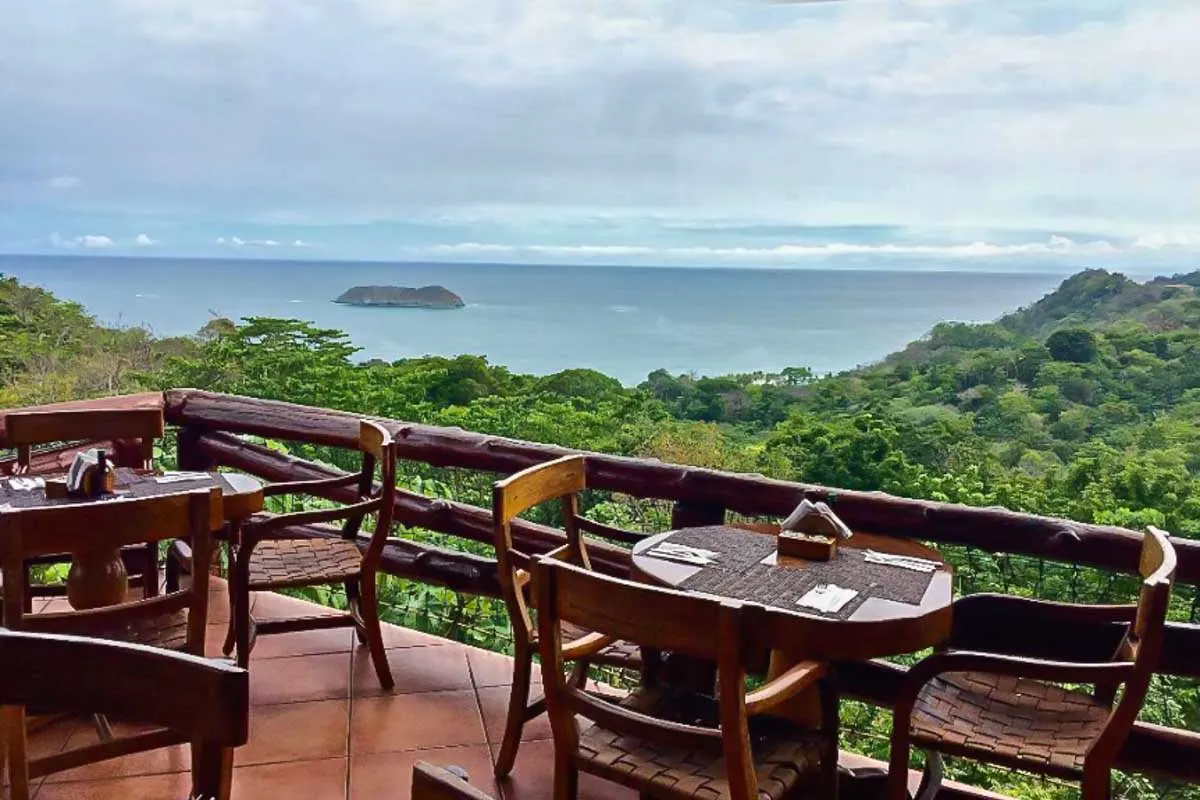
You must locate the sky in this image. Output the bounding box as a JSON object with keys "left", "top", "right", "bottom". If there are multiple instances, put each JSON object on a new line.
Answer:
{"left": 1, "top": 0, "right": 1199, "bottom": 269}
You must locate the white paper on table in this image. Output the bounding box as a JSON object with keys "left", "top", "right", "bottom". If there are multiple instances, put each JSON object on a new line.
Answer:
{"left": 797, "top": 584, "right": 858, "bottom": 614}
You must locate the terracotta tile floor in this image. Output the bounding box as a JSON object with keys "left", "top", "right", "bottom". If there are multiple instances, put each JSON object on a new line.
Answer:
{"left": 22, "top": 582, "right": 635, "bottom": 800}
{"left": 22, "top": 584, "right": 994, "bottom": 800}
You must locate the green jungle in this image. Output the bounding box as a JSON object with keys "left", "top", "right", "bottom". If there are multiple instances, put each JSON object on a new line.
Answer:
{"left": 3, "top": 267, "right": 1199, "bottom": 799}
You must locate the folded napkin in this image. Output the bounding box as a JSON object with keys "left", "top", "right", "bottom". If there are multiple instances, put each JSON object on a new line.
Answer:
{"left": 155, "top": 471, "right": 212, "bottom": 484}
{"left": 7, "top": 476, "right": 45, "bottom": 491}
{"left": 863, "top": 549, "right": 941, "bottom": 573}
{"left": 797, "top": 584, "right": 858, "bottom": 614}
{"left": 653, "top": 542, "right": 718, "bottom": 558}
{"left": 646, "top": 543, "right": 717, "bottom": 566}
{"left": 781, "top": 499, "right": 853, "bottom": 540}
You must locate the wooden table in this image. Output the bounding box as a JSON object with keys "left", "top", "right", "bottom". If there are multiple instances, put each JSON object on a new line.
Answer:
{"left": 0, "top": 469, "right": 263, "bottom": 609}
{"left": 631, "top": 524, "right": 954, "bottom": 725}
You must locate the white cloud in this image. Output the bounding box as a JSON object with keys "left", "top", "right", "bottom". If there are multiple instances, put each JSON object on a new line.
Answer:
{"left": 426, "top": 235, "right": 1129, "bottom": 263}
{"left": 217, "top": 235, "right": 305, "bottom": 247}
{"left": 47, "top": 175, "right": 82, "bottom": 190}
{"left": 8, "top": 0, "right": 1200, "bottom": 250}
{"left": 135, "top": 233, "right": 157, "bottom": 245}
{"left": 49, "top": 232, "right": 115, "bottom": 248}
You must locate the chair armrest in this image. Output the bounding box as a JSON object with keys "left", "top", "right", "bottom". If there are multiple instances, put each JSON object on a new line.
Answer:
{"left": 261, "top": 473, "right": 364, "bottom": 497}
{"left": 744, "top": 660, "right": 827, "bottom": 716}
{"left": 241, "top": 500, "right": 381, "bottom": 545}
{"left": 561, "top": 631, "right": 619, "bottom": 661}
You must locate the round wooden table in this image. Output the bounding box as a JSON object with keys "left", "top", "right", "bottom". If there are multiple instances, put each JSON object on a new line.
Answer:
{"left": 1, "top": 470, "right": 264, "bottom": 610}
{"left": 631, "top": 524, "right": 954, "bottom": 724}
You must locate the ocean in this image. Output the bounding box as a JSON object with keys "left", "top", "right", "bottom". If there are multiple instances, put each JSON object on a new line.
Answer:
{"left": 1, "top": 255, "right": 1077, "bottom": 385}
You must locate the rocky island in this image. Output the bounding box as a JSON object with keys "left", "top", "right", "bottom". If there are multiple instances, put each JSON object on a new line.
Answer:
{"left": 334, "top": 285, "right": 465, "bottom": 309}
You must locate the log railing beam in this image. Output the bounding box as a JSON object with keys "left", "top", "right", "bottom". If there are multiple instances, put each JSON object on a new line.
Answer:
{"left": 163, "top": 389, "right": 1200, "bottom": 585}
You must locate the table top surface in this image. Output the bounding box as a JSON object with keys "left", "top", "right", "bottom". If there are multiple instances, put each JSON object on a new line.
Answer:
{"left": 0, "top": 469, "right": 264, "bottom": 520}
{"left": 631, "top": 524, "right": 954, "bottom": 659}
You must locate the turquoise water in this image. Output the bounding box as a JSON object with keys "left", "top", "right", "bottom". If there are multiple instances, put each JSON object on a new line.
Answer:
{"left": 1, "top": 255, "right": 1072, "bottom": 384}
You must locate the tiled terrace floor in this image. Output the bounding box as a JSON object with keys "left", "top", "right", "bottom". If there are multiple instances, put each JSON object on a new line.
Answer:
{"left": 22, "top": 584, "right": 994, "bottom": 800}
{"left": 24, "top": 581, "right": 636, "bottom": 800}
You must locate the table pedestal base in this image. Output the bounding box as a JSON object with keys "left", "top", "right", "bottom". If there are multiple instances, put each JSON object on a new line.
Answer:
{"left": 67, "top": 549, "right": 128, "bottom": 610}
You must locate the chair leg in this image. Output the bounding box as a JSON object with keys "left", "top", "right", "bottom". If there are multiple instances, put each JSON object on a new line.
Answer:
{"left": 914, "top": 751, "right": 943, "bottom": 800}
{"left": 221, "top": 554, "right": 239, "bottom": 657}
{"left": 22, "top": 565, "right": 34, "bottom": 615}
{"left": 165, "top": 546, "right": 181, "bottom": 593}
{"left": 553, "top": 748, "right": 578, "bottom": 800}
{"left": 819, "top": 679, "right": 841, "bottom": 800}
{"left": 228, "top": 547, "right": 253, "bottom": 668}
{"left": 2, "top": 706, "right": 31, "bottom": 800}
{"left": 1081, "top": 768, "right": 1111, "bottom": 800}
{"left": 357, "top": 575, "right": 394, "bottom": 691}
{"left": 345, "top": 577, "right": 366, "bottom": 645}
{"left": 192, "top": 742, "right": 235, "bottom": 800}
{"left": 493, "top": 641, "right": 534, "bottom": 778}
{"left": 142, "top": 542, "right": 159, "bottom": 598}
{"left": 886, "top": 730, "right": 912, "bottom": 800}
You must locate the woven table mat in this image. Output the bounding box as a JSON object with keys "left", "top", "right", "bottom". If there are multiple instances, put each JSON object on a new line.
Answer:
{"left": 670, "top": 526, "right": 936, "bottom": 620}
{"left": 0, "top": 468, "right": 236, "bottom": 509}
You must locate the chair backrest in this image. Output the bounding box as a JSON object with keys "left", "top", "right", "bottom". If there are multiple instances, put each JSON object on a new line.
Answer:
{"left": 1090, "top": 526, "right": 1176, "bottom": 766}
{"left": 0, "top": 487, "right": 221, "bottom": 656}
{"left": 411, "top": 762, "right": 497, "bottom": 800}
{"left": 492, "top": 455, "right": 589, "bottom": 642}
{"left": 4, "top": 408, "right": 165, "bottom": 473}
{"left": 533, "top": 557, "right": 766, "bottom": 800}
{"left": 0, "top": 628, "right": 248, "bottom": 800}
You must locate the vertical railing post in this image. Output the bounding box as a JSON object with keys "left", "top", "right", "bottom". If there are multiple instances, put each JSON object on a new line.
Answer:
{"left": 176, "top": 425, "right": 217, "bottom": 472}
{"left": 670, "top": 500, "right": 726, "bottom": 530}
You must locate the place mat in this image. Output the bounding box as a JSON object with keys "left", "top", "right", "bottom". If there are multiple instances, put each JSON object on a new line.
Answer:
{"left": 660, "top": 526, "right": 778, "bottom": 572}
{"left": 669, "top": 527, "right": 937, "bottom": 620}
{"left": 0, "top": 468, "right": 235, "bottom": 509}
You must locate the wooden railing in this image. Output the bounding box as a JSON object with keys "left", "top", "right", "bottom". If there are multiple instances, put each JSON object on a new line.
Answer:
{"left": 6, "top": 389, "right": 1200, "bottom": 793}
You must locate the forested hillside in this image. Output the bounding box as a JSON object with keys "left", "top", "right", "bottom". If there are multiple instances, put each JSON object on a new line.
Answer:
{"left": 4, "top": 267, "right": 1199, "bottom": 799}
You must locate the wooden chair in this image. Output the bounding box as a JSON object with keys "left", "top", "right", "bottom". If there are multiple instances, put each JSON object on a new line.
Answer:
{"left": 0, "top": 628, "right": 248, "bottom": 800}
{"left": 3, "top": 407, "right": 166, "bottom": 609}
{"left": 223, "top": 420, "right": 397, "bottom": 689}
{"left": 491, "top": 455, "right": 645, "bottom": 778}
{"left": 887, "top": 526, "right": 1177, "bottom": 800}
{"left": 0, "top": 489, "right": 224, "bottom": 794}
{"left": 411, "top": 762, "right": 498, "bottom": 800}
{"left": 3, "top": 407, "right": 164, "bottom": 475}
{"left": 0, "top": 487, "right": 219, "bottom": 655}
{"left": 532, "top": 556, "right": 840, "bottom": 800}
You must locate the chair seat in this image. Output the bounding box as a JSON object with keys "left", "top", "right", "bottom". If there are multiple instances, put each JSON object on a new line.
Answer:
{"left": 910, "top": 670, "right": 1111, "bottom": 777}
{"left": 561, "top": 620, "right": 644, "bottom": 670}
{"left": 247, "top": 537, "right": 363, "bottom": 590}
{"left": 90, "top": 609, "right": 191, "bottom": 652}
{"left": 578, "top": 687, "right": 828, "bottom": 800}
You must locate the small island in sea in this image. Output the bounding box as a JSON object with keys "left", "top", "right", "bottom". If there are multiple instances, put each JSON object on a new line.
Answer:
{"left": 334, "top": 285, "right": 465, "bottom": 309}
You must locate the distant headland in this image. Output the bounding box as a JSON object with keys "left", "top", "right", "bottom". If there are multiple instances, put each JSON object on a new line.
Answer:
{"left": 334, "top": 285, "right": 465, "bottom": 309}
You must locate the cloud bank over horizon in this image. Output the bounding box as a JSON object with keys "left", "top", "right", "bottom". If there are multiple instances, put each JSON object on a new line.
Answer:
{"left": 1, "top": 0, "right": 1199, "bottom": 268}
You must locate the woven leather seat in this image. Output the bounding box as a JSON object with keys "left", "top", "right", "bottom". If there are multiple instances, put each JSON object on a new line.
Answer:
{"left": 92, "top": 609, "right": 192, "bottom": 652}
{"left": 577, "top": 687, "right": 827, "bottom": 800}
{"left": 910, "top": 671, "right": 1110, "bottom": 776}
{"left": 246, "top": 537, "right": 364, "bottom": 590}
{"left": 559, "top": 620, "right": 643, "bottom": 670}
